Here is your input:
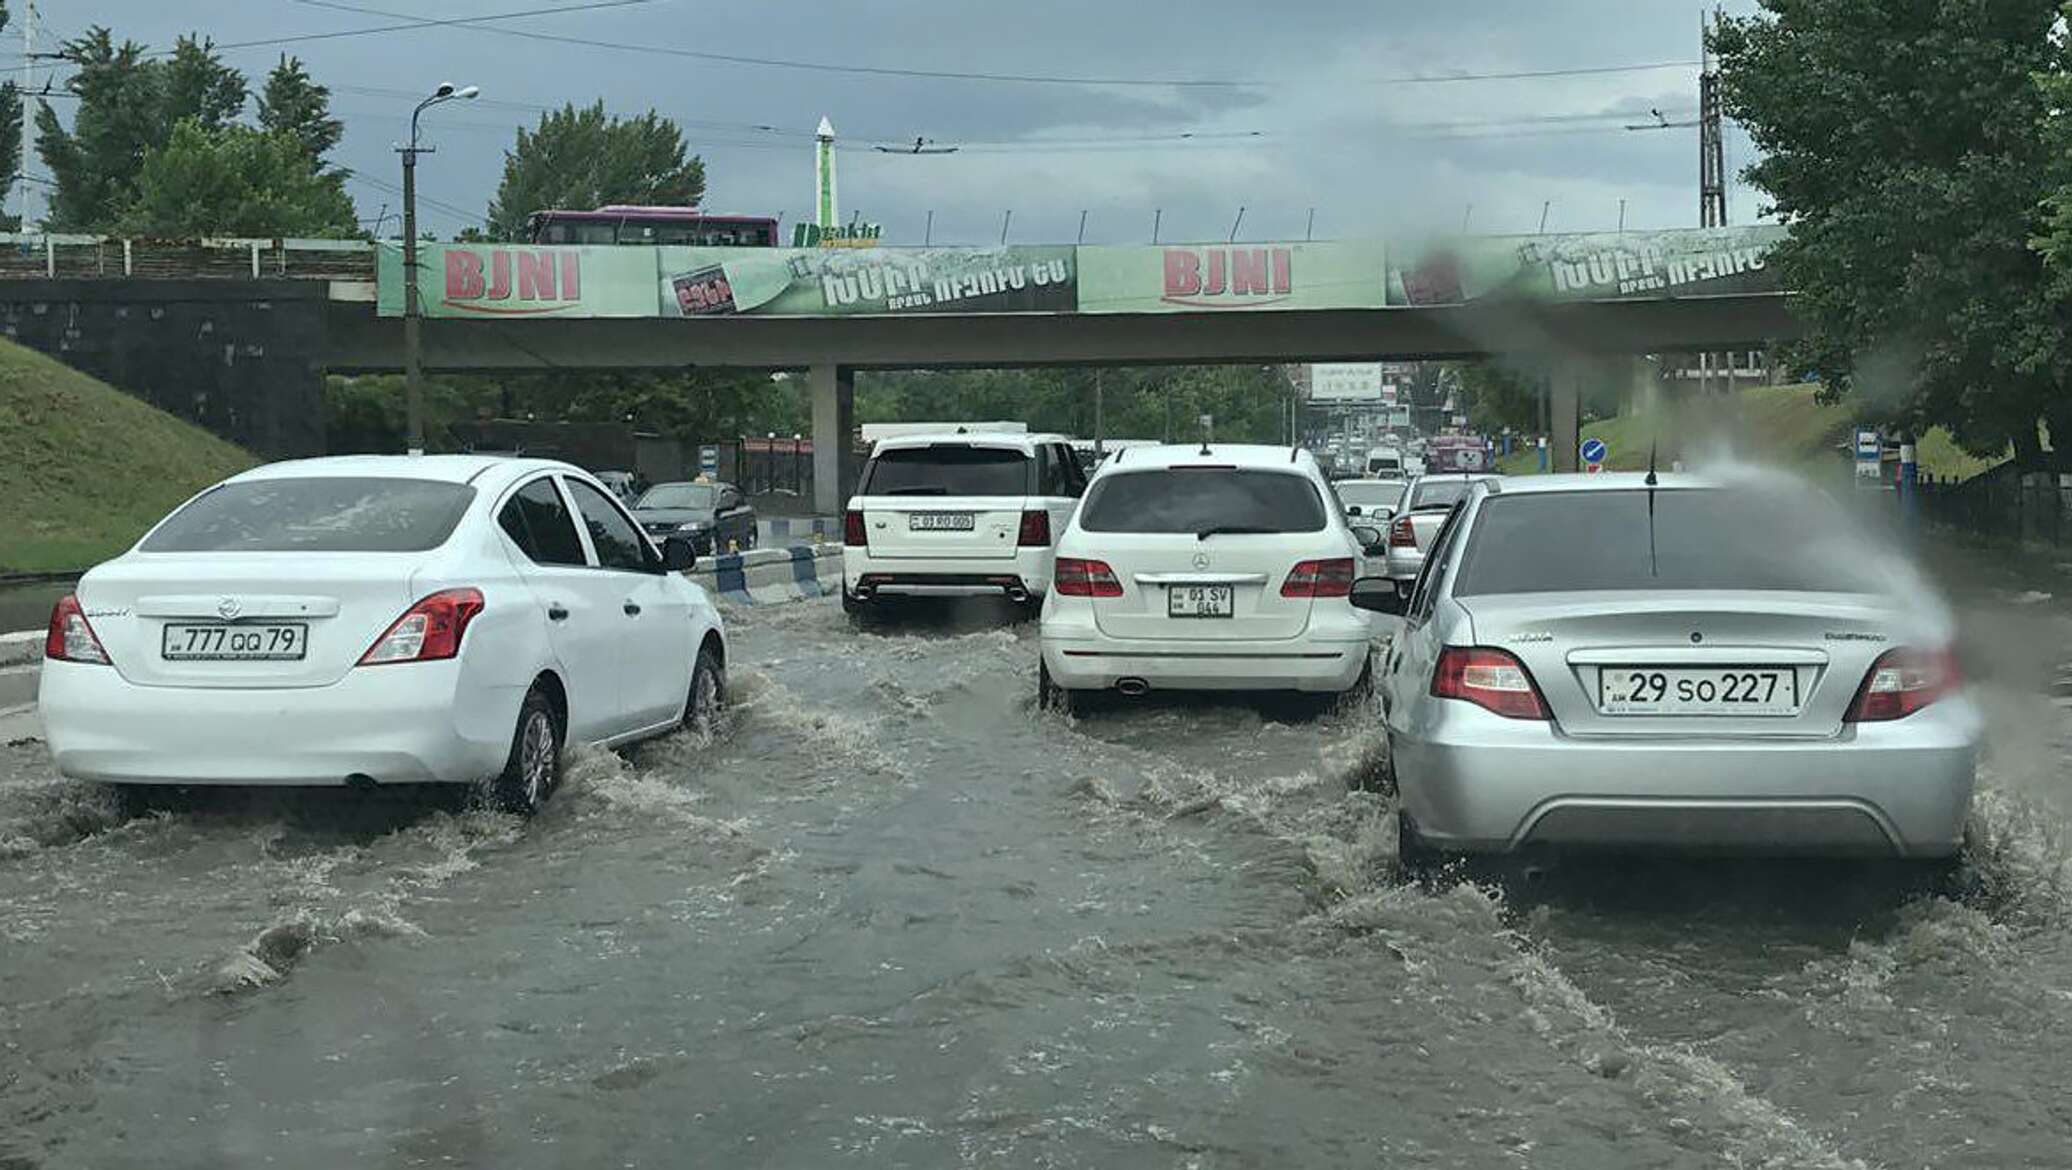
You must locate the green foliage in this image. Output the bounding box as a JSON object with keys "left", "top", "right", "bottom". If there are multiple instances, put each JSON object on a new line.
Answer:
{"left": 1715, "top": 1, "right": 2066, "bottom": 466}
{"left": 257, "top": 54, "right": 343, "bottom": 174}
{"left": 485, "top": 101, "right": 706, "bottom": 239}
{"left": 856, "top": 366, "right": 1298, "bottom": 444}
{"left": 117, "top": 119, "right": 357, "bottom": 238}
{"left": 1451, "top": 362, "right": 1543, "bottom": 435}
{"left": 38, "top": 27, "right": 256, "bottom": 232}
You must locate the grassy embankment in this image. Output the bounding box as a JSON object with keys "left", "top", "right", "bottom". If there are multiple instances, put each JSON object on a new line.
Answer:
{"left": 1492, "top": 383, "right": 2005, "bottom": 481}
{"left": 0, "top": 340, "right": 256, "bottom": 572}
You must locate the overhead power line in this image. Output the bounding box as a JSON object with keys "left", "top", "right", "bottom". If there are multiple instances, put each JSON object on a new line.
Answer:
{"left": 165, "top": 0, "right": 662, "bottom": 57}
{"left": 287, "top": 0, "right": 1698, "bottom": 91}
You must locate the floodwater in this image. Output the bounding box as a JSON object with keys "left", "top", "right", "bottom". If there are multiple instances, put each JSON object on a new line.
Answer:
{"left": 3, "top": 581, "right": 2071, "bottom": 1169}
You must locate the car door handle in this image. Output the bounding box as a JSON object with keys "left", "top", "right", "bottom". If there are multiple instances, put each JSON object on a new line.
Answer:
{"left": 547, "top": 604, "right": 569, "bottom": 622}
{"left": 623, "top": 601, "right": 642, "bottom": 616}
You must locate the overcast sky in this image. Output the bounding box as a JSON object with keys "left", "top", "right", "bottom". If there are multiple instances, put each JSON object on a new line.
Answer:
{"left": 54, "top": 0, "right": 1770, "bottom": 243}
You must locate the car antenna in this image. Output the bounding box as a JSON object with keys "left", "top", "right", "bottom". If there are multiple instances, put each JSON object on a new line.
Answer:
{"left": 1645, "top": 438, "right": 1659, "bottom": 577}
{"left": 1198, "top": 441, "right": 1212, "bottom": 456}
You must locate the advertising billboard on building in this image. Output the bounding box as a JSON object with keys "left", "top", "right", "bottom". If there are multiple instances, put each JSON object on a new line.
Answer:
{"left": 659, "top": 246, "right": 1074, "bottom": 316}
{"left": 376, "top": 243, "right": 662, "bottom": 318}
{"left": 1387, "top": 224, "right": 1786, "bottom": 306}
{"left": 1308, "top": 362, "right": 1385, "bottom": 402}
{"left": 1077, "top": 241, "right": 1388, "bottom": 314}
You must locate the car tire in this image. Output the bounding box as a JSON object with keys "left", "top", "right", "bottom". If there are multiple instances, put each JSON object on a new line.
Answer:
{"left": 683, "top": 641, "right": 726, "bottom": 736}
{"left": 1396, "top": 812, "right": 1443, "bottom": 879}
{"left": 491, "top": 687, "right": 561, "bottom": 816}
{"left": 841, "top": 587, "right": 870, "bottom": 620}
{"left": 1038, "top": 659, "right": 1076, "bottom": 715}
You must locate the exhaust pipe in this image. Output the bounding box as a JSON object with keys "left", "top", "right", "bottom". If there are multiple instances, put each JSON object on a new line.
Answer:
{"left": 1004, "top": 585, "right": 1030, "bottom": 604}
{"left": 1115, "top": 677, "right": 1150, "bottom": 697}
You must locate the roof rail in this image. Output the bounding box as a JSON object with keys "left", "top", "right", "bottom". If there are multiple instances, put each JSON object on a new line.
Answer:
{"left": 1289, "top": 446, "right": 1299, "bottom": 463}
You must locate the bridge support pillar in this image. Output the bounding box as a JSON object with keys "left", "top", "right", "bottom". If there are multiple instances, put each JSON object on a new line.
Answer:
{"left": 811, "top": 363, "right": 856, "bottom": 516}
{"left": 1550, "top": 360, "right": 1582, "bottom": 473}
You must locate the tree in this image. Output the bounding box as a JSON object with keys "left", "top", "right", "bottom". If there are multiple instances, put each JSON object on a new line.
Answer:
{"left": 1715, "top": 1, "right": 2067, "bottom": 466}
{"left": 485, "top": 101, "right": 705, "bottom": 239}
{"left": 117, "top": 119, "right": 356, "bottom": 238}
{"left": 258, "top": 54, "right": 343, "bottom": 173}
{"left": 1452, "top": 362, "right": 1543, "bottom": 435}
{"left": 38, "top": 27, "right": 250, "bottom": 232}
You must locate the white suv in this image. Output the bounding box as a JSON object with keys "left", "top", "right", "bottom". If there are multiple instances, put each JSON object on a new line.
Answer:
{"left": 842, "top": 431, "right": 1086, "bottom": 615}
{"left": 1039, "top": 444, "right": 1380, "bottom": 707}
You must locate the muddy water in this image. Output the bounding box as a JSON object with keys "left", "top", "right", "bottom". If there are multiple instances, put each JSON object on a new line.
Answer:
{"left": 3, "top": 589, "right": 2071, "bottom": 1168}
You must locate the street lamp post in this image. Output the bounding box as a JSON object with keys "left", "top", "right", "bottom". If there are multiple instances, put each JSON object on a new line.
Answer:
{"left": 399, "top": 81, "right": 479, "bottom": 455}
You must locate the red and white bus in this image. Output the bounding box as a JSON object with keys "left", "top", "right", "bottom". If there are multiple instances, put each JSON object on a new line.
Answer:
{"left": 523, "top": 206, "right": 780, "bottom": 247}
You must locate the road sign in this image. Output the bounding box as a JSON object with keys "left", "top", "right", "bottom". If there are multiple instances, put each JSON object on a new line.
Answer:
{"left": 1854, "top": 428, "right": 1880, "bottom": 459}
{"left": 699, "top": 444, "right": 719, "bottom": 475}
{"left": 1580, "top": 437, "right": 1607, "bottom": 465}
{"left": 1583, "top": 462, "right": 1606, "bottom": 474}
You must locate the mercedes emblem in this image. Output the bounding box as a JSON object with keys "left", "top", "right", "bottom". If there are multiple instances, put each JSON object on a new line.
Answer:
{"left": 1192, "top": 552, "right": 1211, "bottom": 570}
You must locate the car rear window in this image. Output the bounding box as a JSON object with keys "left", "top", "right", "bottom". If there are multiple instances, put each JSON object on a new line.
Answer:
{"left": 1078, "top": 469, "right": 1328, "bottom": 534}
{"left": 862, "top": 445, "right": 1033, "bottom": 496}
{"left": 141, "top": 477, "right": 476, "bottom": 553}
{"left": 1453, "top": 489, "right": 1882, "bottom": 595}
{"left": 1409, "top": 478, "right": 1480, "bottom": 510}
{"left": 1338, "top": 483, "right": 1404, "bottom": 510}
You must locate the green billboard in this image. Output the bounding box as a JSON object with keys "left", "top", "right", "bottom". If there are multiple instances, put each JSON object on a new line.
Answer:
{"left": 1076, "top": 241, "right": 1388, "bottom": 314}
{"left": 1386, "top": 225, "right": 1787, "bottom": 306}
{"left": 375, "top": 242, "right": 662, "bottom": 318}
{"left": 658, "top": 245, "right": 1075, "bottom": 316}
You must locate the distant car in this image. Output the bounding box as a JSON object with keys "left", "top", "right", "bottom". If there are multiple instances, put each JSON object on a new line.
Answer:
{"left": 1354, "top": 473, "right": 1978, "bottom": 868}
{"left": 37, "top": 456, "right": 727, "bottom": 815}
{"left": 842, "top": 431, "right": 1086, "bottom": 616}
{"left": 1383, "top": 473, "right": 1502, "bottom": 596}
{"left": 1038, "top": 444, "right": 1381, "bottom": 708}
{"left": 632, "top": 481, "right": 757, "bottom": 555}
{"left": 596, "top": 470, "right": 640, "bottom": 503}
{"left": 1335, "top": 478, "right": 1407, "bottom": 521}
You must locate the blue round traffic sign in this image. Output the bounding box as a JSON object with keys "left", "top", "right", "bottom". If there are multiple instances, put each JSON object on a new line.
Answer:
{"left": 1580, "top": 437, "right": 1607, "bottom": 465}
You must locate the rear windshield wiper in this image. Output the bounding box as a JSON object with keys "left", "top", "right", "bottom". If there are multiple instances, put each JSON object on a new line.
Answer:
{"left": 884, "top": 486, "right": 949, "bottom": 495}
{"left": 1196, "top": 524, "right": 1279, "bottom": 540}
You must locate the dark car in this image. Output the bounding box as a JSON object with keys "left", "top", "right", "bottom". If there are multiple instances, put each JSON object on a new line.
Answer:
{"left": 631, "top": 481, "right": 757, "bottom": 555}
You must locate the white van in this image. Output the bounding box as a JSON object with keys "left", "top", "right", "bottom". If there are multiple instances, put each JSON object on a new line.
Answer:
{"left": 1365, "top": 446, "right": 1406, "bottom": 477}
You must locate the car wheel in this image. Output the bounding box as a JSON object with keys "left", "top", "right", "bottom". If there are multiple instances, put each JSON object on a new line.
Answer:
{"left": 841, "top": 587, "right": 870, "bottom": 620}
{"left": 1038, "top": 659, "right": 1076, "bottom": 715}
{"left": 492, "top": 688, "right": 561, "bottom": 816}
{"left": 684, "top": 642, "right": 726, "bottom": 736}
{"left": 1396, "top": 812, "right": 1443, "bottom": 879}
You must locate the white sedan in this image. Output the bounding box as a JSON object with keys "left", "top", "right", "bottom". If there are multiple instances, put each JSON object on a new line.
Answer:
{"left": 1038, "top": 443, "right": 1379, "bottom": 708}
{"left": 38, "top": 455, "right": 727, "bottom": 814}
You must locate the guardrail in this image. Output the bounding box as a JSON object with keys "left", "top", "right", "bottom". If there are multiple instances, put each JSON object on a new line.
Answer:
{"left": 0, "top": 234, "right": 375, "bottom": 281}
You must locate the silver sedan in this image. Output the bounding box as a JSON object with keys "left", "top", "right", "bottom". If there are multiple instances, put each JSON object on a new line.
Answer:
{"left": 1353, "top": 473, "right": 1979, "bottom": 866}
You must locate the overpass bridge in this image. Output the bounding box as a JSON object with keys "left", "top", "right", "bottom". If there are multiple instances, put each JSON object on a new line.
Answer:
{"left": 0, "top": 227, "right": 1794, "bottom": 511}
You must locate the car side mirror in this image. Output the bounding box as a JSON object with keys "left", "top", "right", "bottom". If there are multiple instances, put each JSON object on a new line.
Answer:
{"left": 1346, "top": 504, "right": 1363, "bottom": 516}
{"left": 1349, "top": 576, "right": 1405, "bottom": 615}
{"left": 661, "top": 534, "right": 697, "bottom": 572}
{"left": 1350, "top": 525, "right": 1383, "bottom": 554}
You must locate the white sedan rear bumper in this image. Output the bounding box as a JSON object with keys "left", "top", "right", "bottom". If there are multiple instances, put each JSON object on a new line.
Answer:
{"left": 1041, "top": 607, "right": 1373, "bottom": 694}
{"left": 38, "top": 658, "right": 524, "bottom": 787}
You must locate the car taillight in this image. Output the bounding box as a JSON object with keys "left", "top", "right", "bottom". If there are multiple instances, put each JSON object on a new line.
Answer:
{"left": 1017, "top": 509, "right": 1052, "bottom": 547}
{"left": 1388, "top": 515, "right": 1417, "bottom": 549}
{"left": 44, "top": 594, "right": 109, "bottom": 665}
{"left": 843, "top": 509, "right": 866, "bottom": 546}
{"left": 1281, "top": 557, "right": 1354, "bottom": 598}
{"left": 1845, "top": 646, "right": 1959, "bottom": 722}
{"left": 1432, "top": 646, "right": 1549, "bottom": 720}
{"left": 1054, "top": 557, "right": 1123, "bottom": 598}
{"left": 358, "top": 588, "right": 485, "bottom": 666}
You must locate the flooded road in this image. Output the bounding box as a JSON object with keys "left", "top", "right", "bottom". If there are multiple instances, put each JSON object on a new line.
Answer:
{"left": 4, "top": 585, "right": 2071, "bottom": 1168}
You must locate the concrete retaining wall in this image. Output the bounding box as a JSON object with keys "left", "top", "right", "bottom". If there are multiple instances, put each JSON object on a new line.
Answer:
{"left": 0, "top": 629, "right": 40, "bottom": 668}
{"left": 692, "top": 544, "right": 841, "bottom": 606}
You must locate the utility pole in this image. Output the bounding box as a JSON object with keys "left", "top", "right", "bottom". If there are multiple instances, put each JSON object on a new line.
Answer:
{"left": 1093, "top": 369, "right": 1105, "bottom": 456}
{"left": 1698, "top": 6, "right": 1728, "bottom": 396}
{"left": 17, "top": 0, "right": 31, "bottom": 232}
{"left": 399, "top": 82, "right": 479, "bottom": 455}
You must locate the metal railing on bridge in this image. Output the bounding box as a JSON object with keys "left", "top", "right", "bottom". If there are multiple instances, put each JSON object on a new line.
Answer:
{"left": 0, "top": 234, "right": 374, "bottom": 281}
